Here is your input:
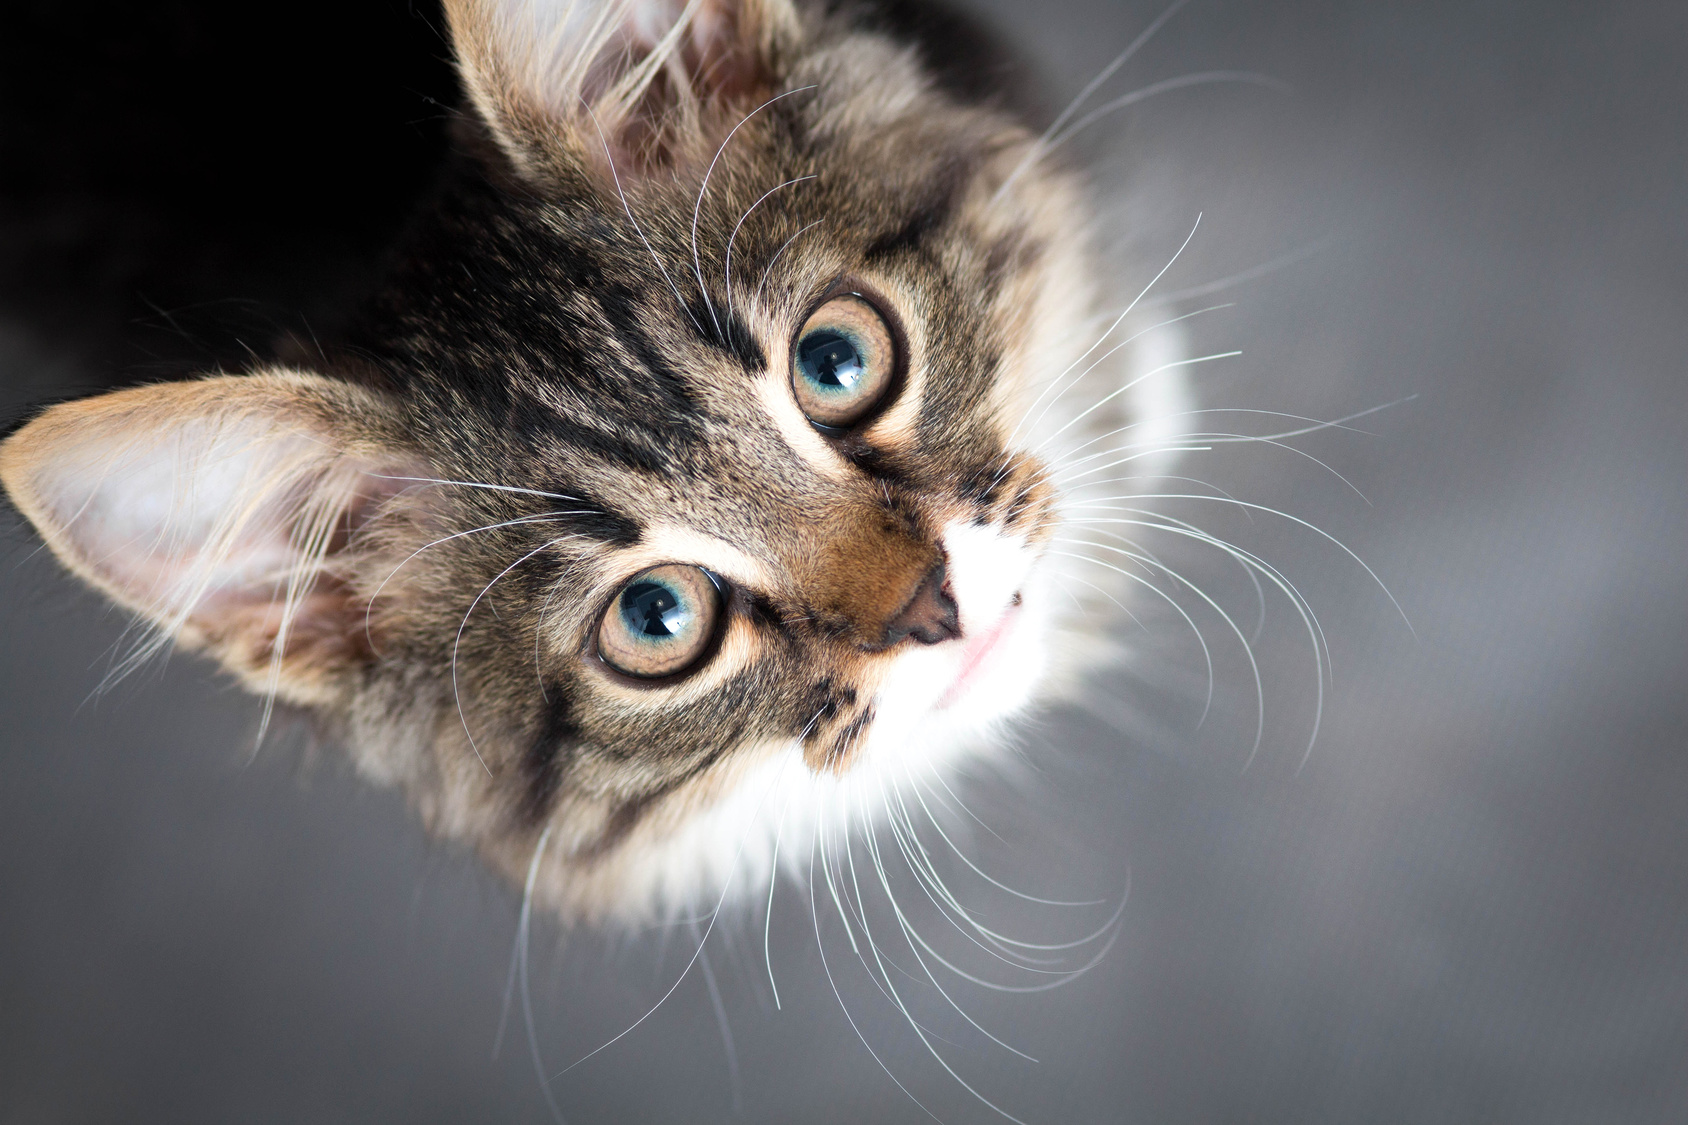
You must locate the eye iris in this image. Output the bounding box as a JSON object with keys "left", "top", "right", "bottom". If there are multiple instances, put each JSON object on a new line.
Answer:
{"left": 790, "top": 294, "right": 895, "bottom": 428}
{"left": 798, "top": 330, "right": 864, "bottom": 393}
{"left": 597, "top": 564, "right": 721, "bottom": 680}
{"left": 621, "top": 580, "right": 690, "bottom": 639}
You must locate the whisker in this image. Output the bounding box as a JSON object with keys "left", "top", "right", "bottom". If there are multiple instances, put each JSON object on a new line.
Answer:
{"left": 366, "top": 474, "right": 581, "bottom": 503}
{"left": 807, "top": 821, "right": 938, "bottom": 1121}
{"left": 498, "top": 826, "right": 565, "bottom": 1125}
{"left": 580, "top": 98, "right": 704, "bottom": 336}
{"left": 1145, "top": 238, "right": 1332, "bottom": 304}
{"left": 694, "top": 930, "right": 742, "bottom": 1114}
{"left": 839, "top": 805, "right": 1030, "bottom": 1122}
{"left": 555, "top": 755, "right": 791, "bottom": 1077}
{"left": 1058, "top": 431, "right": 1370, "bottom": 501}
{"left": 893, "top": 765, "right": 1105, "bottom": 908}
{"left": 453, "top": 535, "right": 587, "bottom": 776}
{"left": 1035, "top": 349, "right": 1242, "bottom": 453}
{"left": 1056, "top": 555, "right": 1216, "bottom": 723}
{"left": 1011, "top": 215, "right": 1206, "bottom": 447}
{"left": 1053, "top": 544, "right": 1265, "bottom": 762}
{"left": 724, "top": 175, "right": 815, "bottom": 327}
{"left": 690, "top": 86, "right": 818, "bottom": 340}
{"left": 1046, "top": 71, "right": 1290, "bottom": 154}
{"left": 1074, "top": 493, "right": 1412, "bottom": 633}
{"left": 753, "top": 220, "right": 824, "bottom": 311}
{"left": 365, "top": 511, "right": 595, "bottom": 655}
{"left": 994, "top": 0, "right": 1192, "bottom": 203}
{"left": 1063, "top": 513, "right": 1334, "bottom": 767}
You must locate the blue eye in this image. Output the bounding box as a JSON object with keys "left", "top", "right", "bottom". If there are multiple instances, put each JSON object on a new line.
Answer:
{"left": 597, "top": 565, "right": 722, "bottom": 679}
{"left": 797, "top": 330, "right": 866, "bottom": 393}
{"left": 621, "top": 580, "right": 691, "bottom": 638}
{"left": 792, "top": 294, "right": 894, "bottom": 428}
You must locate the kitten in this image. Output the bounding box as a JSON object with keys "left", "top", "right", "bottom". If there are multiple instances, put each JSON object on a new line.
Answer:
{"left": 0, "top": 0, "right": 1188, "bottom": 925}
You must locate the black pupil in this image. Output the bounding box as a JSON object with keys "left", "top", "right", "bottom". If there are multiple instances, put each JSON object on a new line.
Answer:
{"left": 621, "top": 581, "right": 686, "bottom": 638}
{"left": 798, "top": 330, "right": 862, "bottom": 390}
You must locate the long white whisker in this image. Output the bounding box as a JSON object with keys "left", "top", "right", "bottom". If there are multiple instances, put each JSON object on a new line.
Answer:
{"left": 891, "top": 770, "right": 1119, "bottom": 961}
{"left": 754, "top": 219, "right": 824, "bottom": 311}
{"left": 555, "top": 756, "right": 790, "bottom": 1076}
{"left": 1073, "top": 492, "right": 1412, "bottom": 633}
{"left": 840, "top": 802, "right": 1031, "bottom": 1123}
{"left": 452, "top": 535, "right": 586, "bottom": 776}
{"left": 1057, "top": 553, "right": 1217, "bottom": 723}
{"left": 1011, "top": 216, "right": 1206, "bottom": 446}
{"left": 1050, "top": 398, "right": 1404, "bottom": 477}
{"left": 1144, "top": 238, "right": 1333, "bottom": 304}
{"left": 1020, "top": 303, "right": 1233, "bottom": 456}
{"left": 1063, "top": 513, "right": 1333, "bottom": 766}
{"left": 879, "top": 774, "right": 1074, "bottom": 971}
{"left": 694, "top": 932, "right": 742, "bottom": 1114}
{"left": 581, "top": 98, "right": 704, "bottom": 336}
{"left": 691, "top": 86, "right": 818, "bottom": 340}
{"left": 993, "top": 0, "right": 1192, "bottom": 203}
{"left": 1058, "top": 431, "right": 1371, "bottom": 501}
{"left": 508, "top": 826, "right": 565, "bottom": 1125}
{"left": 367, "top": 474, "right": 580, "bottom": 502}
{"left": 366, "top": 511, "right": 595, "bottom": 654}
{"left": 865, "top": 786, "right": 1041, "bottom": 1059}
{"left": 892, "top": 766, "right": 1106, "bottom": 908}
{"left": 1038, "top": 349, "right": 1242, "bottom": 452}
{"left": 725, "top": 175, "right": 815, "bottom": 327}
{"left": 807, "top": 819, "right": 940, "bottom": 1121}
{"left": 1046, "top": 71, "right": 1289, "bottom": 154}
{"left": 1054, "top": 545, "right": 1266, "bottom": 761}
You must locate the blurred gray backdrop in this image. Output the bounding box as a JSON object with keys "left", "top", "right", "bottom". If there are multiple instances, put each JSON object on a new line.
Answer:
{"left": 2, "top": 0, "right": 1684, "bottom": 1121}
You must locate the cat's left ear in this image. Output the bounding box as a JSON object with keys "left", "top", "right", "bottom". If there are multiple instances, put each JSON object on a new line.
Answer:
{"left": 0, "top": 370, "right": 418, "bottom": 705}
{"left": 443, "top": 0, "right": 801, "bottom": 181}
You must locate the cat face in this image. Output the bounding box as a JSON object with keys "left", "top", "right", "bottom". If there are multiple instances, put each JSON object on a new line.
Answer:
{"left": 0, "top": 0, "right": 1152, "bottom": 922}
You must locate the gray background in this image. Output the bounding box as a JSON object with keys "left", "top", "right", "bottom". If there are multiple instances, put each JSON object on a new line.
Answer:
{"left": 2, "top": 0, "right": 1684, "bottom": 1121}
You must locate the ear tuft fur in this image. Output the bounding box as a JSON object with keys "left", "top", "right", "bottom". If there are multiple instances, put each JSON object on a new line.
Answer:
{"left": 444, "top": 0, "right": 800, "bottom": 181}
{"left": 0, "top": 370, "right": 413, "bottom": 706}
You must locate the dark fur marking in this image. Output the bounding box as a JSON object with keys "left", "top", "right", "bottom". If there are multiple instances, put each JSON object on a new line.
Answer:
{"left": 956, "top": 461, "right": 1008, "bottom": 509}
{"left": 841, "top": 440, "right": 913, "bottom": 485}
{"left": 554, "top": 487, "right": 643, "bottom": 546}
{"left": 863, "top": 154, "right": 974, "bottom": 262}
{"left": 520, "top": 687, "right": 577, "bottom": 823}
{"left": 798, "top": 679, "right": 859, "bottom": 745}
{"left": 580, "top": 731, "right": 740, "bottom": 859}
{"left": 828, "top": 706, "right": 876, "bottom": 766}
{"left": 746, "top": 591, "right": 792, "bottom": 637}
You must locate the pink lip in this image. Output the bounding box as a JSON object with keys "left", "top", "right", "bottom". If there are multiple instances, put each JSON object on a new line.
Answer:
{"left": 938, "top": 601, "right": 1021, "bottom": 710}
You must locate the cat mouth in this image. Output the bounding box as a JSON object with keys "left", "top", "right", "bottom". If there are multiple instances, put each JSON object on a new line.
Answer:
{"left": 936, "top": 596, "right": 1023, "bottom": 710}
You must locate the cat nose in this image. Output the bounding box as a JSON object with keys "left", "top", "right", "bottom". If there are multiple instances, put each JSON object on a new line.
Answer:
{"left": 882, "top": 562, "right": 960, "bottom": 647}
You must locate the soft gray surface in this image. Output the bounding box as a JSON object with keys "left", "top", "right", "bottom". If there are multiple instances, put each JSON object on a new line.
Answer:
{"left": 3, "top": 1, "right": 1684, "bottom": 1121}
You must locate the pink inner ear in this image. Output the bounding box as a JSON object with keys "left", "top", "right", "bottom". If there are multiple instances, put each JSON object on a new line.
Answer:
{"left": 449, "top": 0, "right": 785, "bottom": 177}
{"left": 1, "top": 371, "right": 420, "bottom": 695}
{"left": 38, "top": 418, "right": 324, "bottom": 618}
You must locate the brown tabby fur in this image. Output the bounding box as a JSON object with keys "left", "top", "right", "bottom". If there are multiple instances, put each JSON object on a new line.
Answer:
{"left": 0, "top": 0, "right": 1143, "bottom": 922}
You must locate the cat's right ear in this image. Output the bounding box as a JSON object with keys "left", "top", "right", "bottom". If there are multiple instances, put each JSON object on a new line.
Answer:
{"left": 0, "top": 371, "right": 421, "bottom": 705}
{"left": 443, "top": 0, "right": 801, "bottom": 182}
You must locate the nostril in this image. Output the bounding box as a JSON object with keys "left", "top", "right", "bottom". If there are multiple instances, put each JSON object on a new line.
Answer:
{"left": 883, "top": 562, "right": 962, "bottom": 647}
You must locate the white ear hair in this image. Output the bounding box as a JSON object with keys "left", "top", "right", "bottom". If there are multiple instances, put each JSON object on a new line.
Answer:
{"left": 0, "top": 370, "right": 407, "bottom": 705}
{"left": 444, "top": 0, "right": 797, "bottom": 178}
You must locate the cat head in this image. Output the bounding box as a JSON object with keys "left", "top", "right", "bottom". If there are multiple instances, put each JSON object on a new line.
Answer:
{"left": 0, "top": 0, "right": 1148, "bottom": 922}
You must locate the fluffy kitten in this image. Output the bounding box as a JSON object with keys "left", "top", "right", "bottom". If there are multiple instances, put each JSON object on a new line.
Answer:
{"left": 0, "top": 0, "right": 1186, "bottom": 924}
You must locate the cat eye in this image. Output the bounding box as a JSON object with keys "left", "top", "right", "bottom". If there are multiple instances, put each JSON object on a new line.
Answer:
{"left": 596, "top": 565, "right": 724, "bottom": 680}
{"left": 791, "top": 294, "right": 896, "bottom": 430}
